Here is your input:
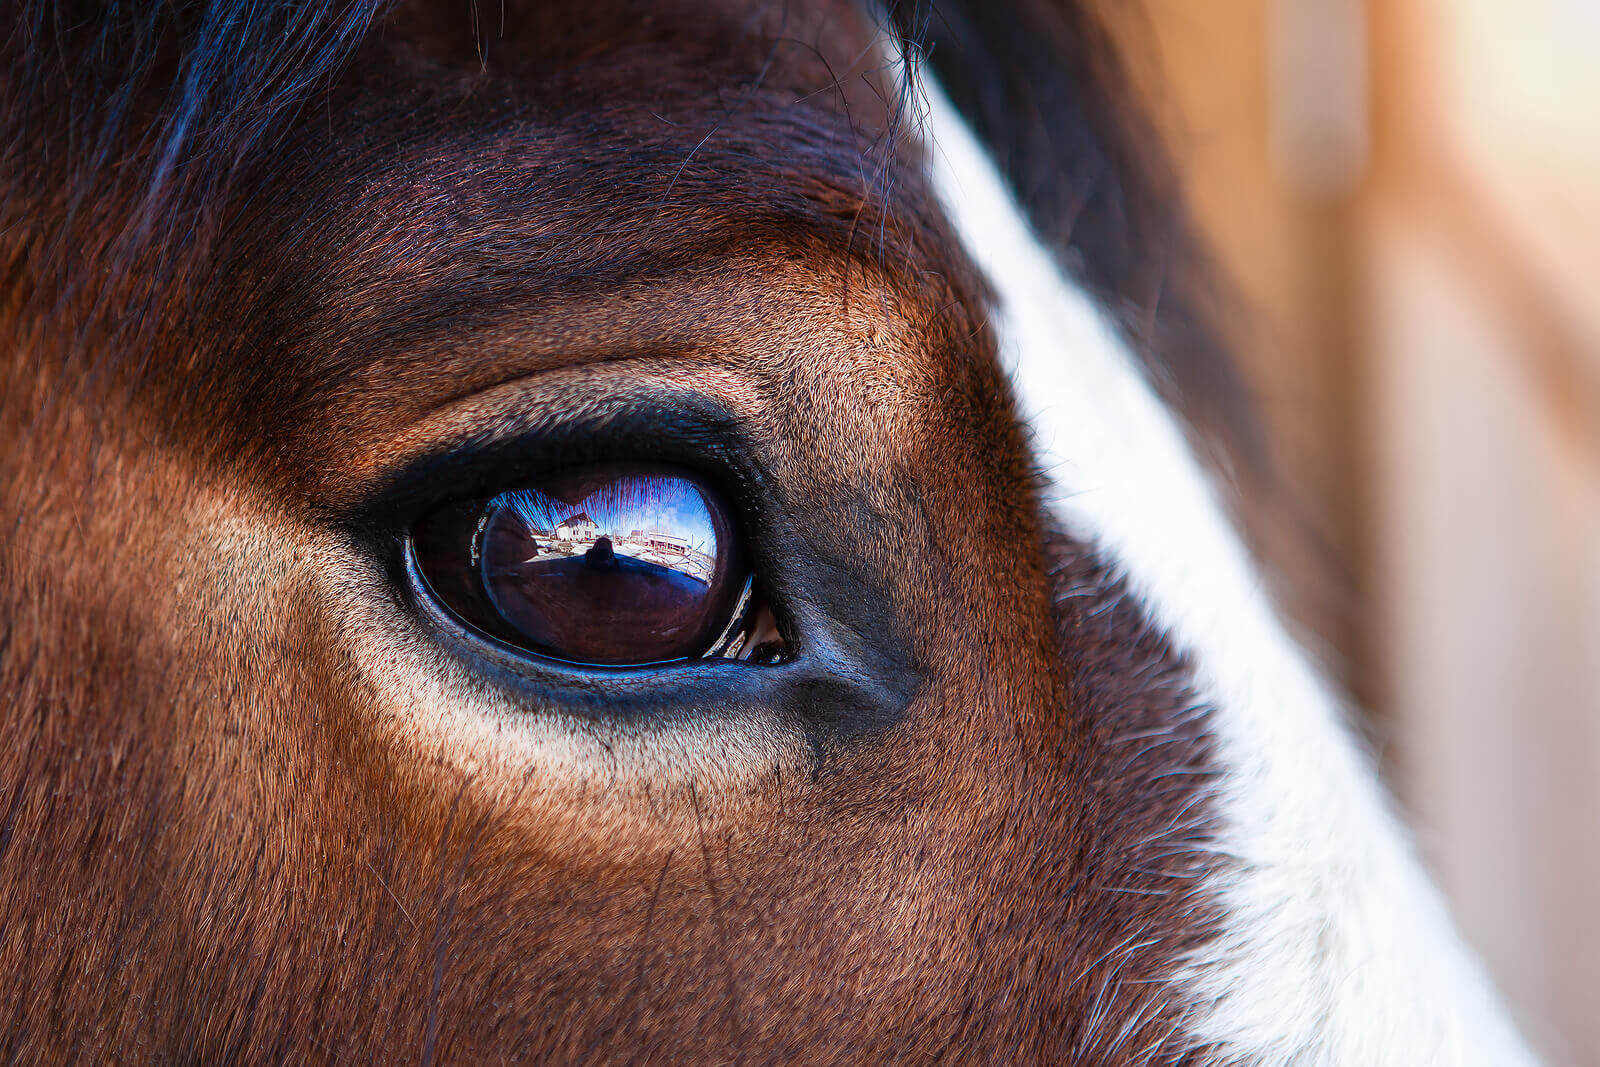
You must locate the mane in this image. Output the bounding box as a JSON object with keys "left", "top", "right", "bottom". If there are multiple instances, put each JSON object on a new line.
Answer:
{"left": 3, "top": 0, "right": 391, "bottom": 363}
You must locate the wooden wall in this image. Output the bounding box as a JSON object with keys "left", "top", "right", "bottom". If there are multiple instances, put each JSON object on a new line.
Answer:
{"left": 1114, "top": 0, "right": 1600, "bottom": 1060}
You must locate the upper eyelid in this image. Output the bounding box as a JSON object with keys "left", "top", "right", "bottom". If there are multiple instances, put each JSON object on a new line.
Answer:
{"left": 306, "top": 355, "right": 751, "bottom": 509}
{"left": 329, "top": 372, "right": 761, "bottom": 527}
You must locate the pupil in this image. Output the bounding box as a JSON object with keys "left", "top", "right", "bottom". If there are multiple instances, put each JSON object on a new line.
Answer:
{"left": 476, "top": 466, "right": 739, "bottom": 665}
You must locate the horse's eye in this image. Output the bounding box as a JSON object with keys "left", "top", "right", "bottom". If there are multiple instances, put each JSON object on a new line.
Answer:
{"left": 409, "top": 464, "right": 785, "bottom": 667}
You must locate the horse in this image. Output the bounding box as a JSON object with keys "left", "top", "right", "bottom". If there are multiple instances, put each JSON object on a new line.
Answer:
{"left": 0, "top": 0, "right": 1539, "bottom": 1061}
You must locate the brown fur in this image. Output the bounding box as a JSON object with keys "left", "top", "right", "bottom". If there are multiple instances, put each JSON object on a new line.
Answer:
{"left": 0, "top": 2, "right": 1231, "bottom": 1061}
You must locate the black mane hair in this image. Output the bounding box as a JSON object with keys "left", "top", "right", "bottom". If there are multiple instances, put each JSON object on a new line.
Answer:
{"left": 3, "top": 0, "right": 392, "bottom": 372}
{"left": 8, "top": 1, "right": 386, "bottom": 253}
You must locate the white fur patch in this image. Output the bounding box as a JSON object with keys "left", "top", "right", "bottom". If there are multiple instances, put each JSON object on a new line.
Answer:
{"left": 915, "top": 73, "right": 1539, "bottom": 1064}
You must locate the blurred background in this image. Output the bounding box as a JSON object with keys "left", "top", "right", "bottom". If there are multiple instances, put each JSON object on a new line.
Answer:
{"left": 1102, "top": 0, "right": 1600, "bottom": 1061}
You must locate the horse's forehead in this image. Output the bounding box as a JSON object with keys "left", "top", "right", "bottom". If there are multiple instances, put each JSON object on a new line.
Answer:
{"left": 178, "top": 8, "right": 986, "bottom": 488}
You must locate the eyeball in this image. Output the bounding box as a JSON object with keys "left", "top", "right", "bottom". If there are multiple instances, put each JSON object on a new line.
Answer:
{"left": 410, "top": 464, "right": 785, "bottom": 667}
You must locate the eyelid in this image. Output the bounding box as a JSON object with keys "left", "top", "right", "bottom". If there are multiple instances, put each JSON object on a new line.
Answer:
{"left": 197, "top": 326, "right": 914, "bottom": 838}
{"left": 310, "top": 357, "right": 754, "bottom": 510}
{"left": 344, "top": 386, "right": 766, "bottom": 538}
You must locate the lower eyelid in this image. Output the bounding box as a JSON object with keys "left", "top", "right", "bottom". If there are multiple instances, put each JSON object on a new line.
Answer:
{"left": 333, "top": 563, "right": 813, "bottom": 831}
{"left": 326, "top": 523, "right": 916, "bottom": 794}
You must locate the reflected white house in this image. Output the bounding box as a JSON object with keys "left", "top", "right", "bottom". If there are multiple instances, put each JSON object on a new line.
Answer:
{"left": 555, "top": 512, "right": 599, "bottom": 541}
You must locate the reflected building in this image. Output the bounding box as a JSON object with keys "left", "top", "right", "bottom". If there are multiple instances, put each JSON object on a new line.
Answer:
{"left": 554, "top": 512, "right": 599, "bottom": 542}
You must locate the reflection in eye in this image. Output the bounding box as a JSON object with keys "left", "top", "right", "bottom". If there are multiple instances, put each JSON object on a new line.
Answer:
{"left": 411, "top": 465, "right": 786, "bottom": 667}
{"left": 481, "top": 471, "right": 734, "bottom": 664}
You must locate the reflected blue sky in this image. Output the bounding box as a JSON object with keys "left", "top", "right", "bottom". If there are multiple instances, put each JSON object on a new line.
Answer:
{"left": 487, "top": 473, "right": 718, "bottom": 556}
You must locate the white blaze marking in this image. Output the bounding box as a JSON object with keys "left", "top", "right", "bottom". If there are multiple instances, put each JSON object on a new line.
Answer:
{"left": 916, "top": 73, "right": 1538, "bottom": 1064}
